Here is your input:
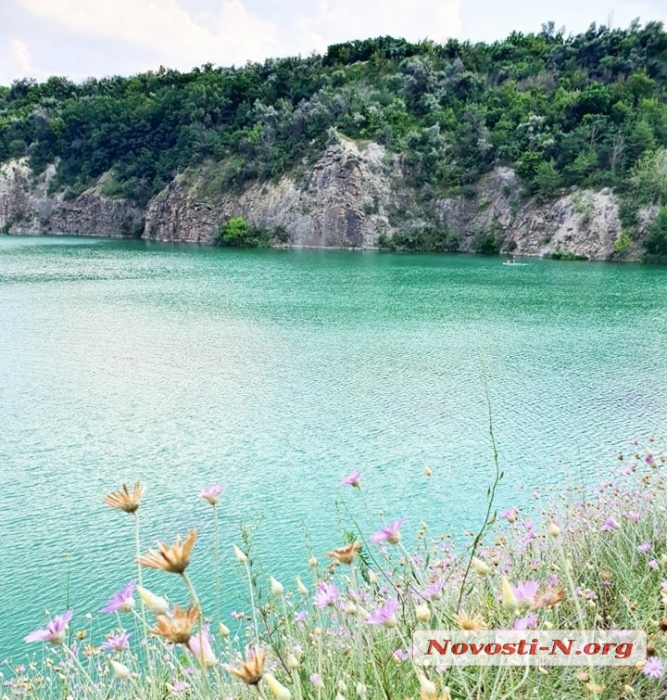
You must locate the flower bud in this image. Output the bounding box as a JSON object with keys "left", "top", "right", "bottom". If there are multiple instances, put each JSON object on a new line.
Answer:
{"left": 233, "top": 545, "right": 247, "bottom": 564}
{"left": 418, "top": 674, "right": 437, "bottom": 700}
{"left": 270, "top": 577, "right": 284, "bottom": 595}
{"left": 367, "top": 569, "right": 378, "bottom": 584}
{"left": 218, "top": 622, "right": 230, "bottom": 637}
{"left": 296, "top": 576, "right": 309, "bottom": 595}
{"left": 308, "top": 556, "right": 318, "bottom": 568}
{"left": 263, "top": 673, "right": 291, "bottom": 700}
{"left": 286, "top": 654, "right": 299, "bottom": 670}
{"left": 110, "top": 660, "right": 132, "bottom": 680}
{"left": 424, "top": 466, "right": 432, "bottom": 477}
{"left": 471, "top": 557, "right": 490, "bottom": 575}
{"left": 137, "top": 586, "right": 169, "bottom": 616}
{"left": 338, "top": 680, "right": 347, "bottom": 692}
{"left": 415, "top": 603, "right": 431, "bottom": 623}
{"left": 548, "top": 522, "right": 560, "bottom": 538}
{"left": 501, "top": 577, "right": 518, "bottom": 611}
{"left": 356, "top": 682, "right": 366, "bottom": 696}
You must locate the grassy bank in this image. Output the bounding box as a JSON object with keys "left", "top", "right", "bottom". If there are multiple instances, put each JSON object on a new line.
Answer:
{"left": 3, "top": 441, "right": 667, "bottom": 699}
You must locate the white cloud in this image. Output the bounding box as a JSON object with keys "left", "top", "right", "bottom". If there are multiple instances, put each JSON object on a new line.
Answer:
{"left": 18, "top": 0, "right": 282, "bottom": 69}
{"left": 0, "top": 38, "right": 50, "bottom": 84}
{"left": 294, "top": 0, "right": 463, "bottom": 55}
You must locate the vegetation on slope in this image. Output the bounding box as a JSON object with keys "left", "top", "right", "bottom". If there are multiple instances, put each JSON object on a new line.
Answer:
{"left": 1, "top": 22, "right": 667, "bottom": 251}
{"left": 7, "top": 441, "right": 667, "bottom": 698}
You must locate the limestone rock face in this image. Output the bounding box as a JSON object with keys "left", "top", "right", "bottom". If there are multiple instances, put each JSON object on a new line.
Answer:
{"left": 143, "top": 138, "right": 394, "bottom": 248}
{"left": 0, "top": 143, "right": 654, "bottom": 261}
{"left": 0, "top": 159, "right": 143, "bottom": 238}
{"left": 437, "top": 168, "right": 636, "bottom": 260}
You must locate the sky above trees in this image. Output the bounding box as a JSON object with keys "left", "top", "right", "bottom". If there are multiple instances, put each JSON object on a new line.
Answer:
{"left": 1, "top": 0, "right": 666, "bottom": 85}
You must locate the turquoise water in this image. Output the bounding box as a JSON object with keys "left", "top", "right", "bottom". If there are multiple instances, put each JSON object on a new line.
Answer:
{"left": 1, "top": 235, "right": 666, "bottom": 660}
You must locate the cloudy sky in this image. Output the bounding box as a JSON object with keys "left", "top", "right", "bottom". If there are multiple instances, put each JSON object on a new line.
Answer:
{"left": 1, "top": 0, "right": 666, "bottom": 86}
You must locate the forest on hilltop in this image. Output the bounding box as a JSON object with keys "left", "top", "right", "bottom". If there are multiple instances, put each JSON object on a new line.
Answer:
{"left": 1, "top": 20, "right": 667, "bottom": 244}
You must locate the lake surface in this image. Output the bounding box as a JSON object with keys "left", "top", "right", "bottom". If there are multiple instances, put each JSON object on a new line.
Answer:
{"left": 1, "top": 235, "right": 666, "bottom": 660}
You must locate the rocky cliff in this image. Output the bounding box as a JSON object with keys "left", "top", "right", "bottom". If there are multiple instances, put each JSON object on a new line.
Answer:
{"left": 0, "top": 138, "right": 650, "bottom": 260}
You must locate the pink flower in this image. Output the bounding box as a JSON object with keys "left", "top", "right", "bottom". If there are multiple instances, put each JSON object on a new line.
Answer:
{"left": 101, "top": 631, "right": 131, "bottom": 651}
{"left": 649, "top": 560, "right": 659, "bottom": 570}
{"left": 513, "top": 611, "right": 538, "bottom": 630}
{"left": 601, "top": 517, "right": 619, "bottom": 532}
{"left": 512, "top": 581, "right": 539, "bottom": 606}
{"left": 102, "top": 581, "right": 135, "bottom": 613}
{"left": 638, "top": 542, "right": 652, "bottom": 554}
{"left": 500, "top": 508, "right": 518, "bottom": 523}
{"left": 339, "top": 470, "right": 362, "bottom": 487}
{"left": 371, "top": 518, "right": 406, "bottom": 545}
{"left": 200, "top": 485, "right": 223, "bottom": 506}
{"left": 24, "top": 611, "right": 73, "bottom": 644}
{"left": 366, "top": 599, "right": 398, "bottom": 626}
{"left": 313, "top": 582, "right": 338, "bottom": 608}
{"left": 643, "top": 656, "right": 664, "bottom": 679}
{"left": 187, "top": 624, "right": 217, "bottom": 667}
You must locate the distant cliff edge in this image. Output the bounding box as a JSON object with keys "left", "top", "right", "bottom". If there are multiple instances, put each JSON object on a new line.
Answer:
{"left": 0, "top": 137, "right": 657, "bottom": 261}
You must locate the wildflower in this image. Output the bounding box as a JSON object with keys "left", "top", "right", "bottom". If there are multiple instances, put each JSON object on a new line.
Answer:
{"left": 421, "top": 578, "right": 445, "bottom": 599}
{"left": 500, "top": 508, "right": 518, "bottom": 523}
{"left": 137, "top": 586, "right": 169, "bottom": 616}
{"left": 263, "top": 673, "right": 291, "bottom": 700}
{"left": 534, "top": 587, "right": 566, "bottom": 608}
{"left": 326, "top": 541, "right": 362, "bottom": 565}
{"left": 584, "top": 682, "right": 605, "bottom": 694}
{"left": 368, "top": 569, "right": 378, "bottom": 584}
{"left": 199, "top": 485, "right": 223, "bottom": 506}
{"left": 418, "top": 674, "right": 437, "bottom": 700}
{"left": 601, "top": 517, "right": 619, "bottom": 532}
{"left": 226, "top": 648, "right": 265, "bottom": 685}
{"left": 150, "top": 605, "right": 199, "bottom": 644}
{"left": 187, "top": 624, "right": 217, "bottom": 668}
{"left": 370, "top": 518, "right": 406, "bottom": 545}
{"left": 394, "top": 649, "right": 410, "bottom": 661}
{"left": 512, "top": 580, "right": 539, "bottom": 609}
{"left": 101, "top": 631, "right": 131, "bottom": 652}
{"left": 501, "top": 577, "right": 519, "bottom": 611}
{"left": 470, "top": 557, "right": 490, "bottom": 575}
{"left": 138, "top": 530, "right": 197, "bottom": 574}
{"left": 233, "top": 545, "right": 248, "bottom": 563}
{"left": 643, "top": 656, "right": 665, "bottom": 678}
{"left": 104, "top": 481, "right": 144, "bottom": 514}
{"left": 313, "top": 582, "right": 338, "bottom": 608}
{"left": 310, "top": 673, "right": 324, "bottom": 689}
{"left": 270, "top": 577, "right": 284, "bottom": 595}
{"left": 513, "top": 611, "right": 537, "bottom": 630}
{"left": 24, "top": 611, "right": 73, "bottom": 644}
{"left": 102, "top": 581, "right": 136, "bottom": 613}
{"left": 219, "top": 622, "right": 230, "bottom": 637}
{"left": 649, "top": 560, "right": 659, "bottom": 569}
{"left": 366, "top": 598, "right": 398, "bottom": 627}
{"left": 109, "top": 659, "right": 132, "bottom": 680}
{"left": 452, "top": 610, "right": 487, "bottom": 630}
{"left": 548, "top": 522, "right": 560, "bottom": 538}
{"left": 638, "top": 542, "right": 652, "bottom": 554}
{"left": 308, "top": 555, "right": 318, "bottom": 567}
{"left": 286, "top": 654, "right": 299, "bottom": 670}
{"left": 339, "top": 470, "right": 362, "bottom": 487}
{"left": 415, "top": 603, "right": 431, "bottom": 622}
{"left": 295, "top": 576, "right": 308, "bottom": 595}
